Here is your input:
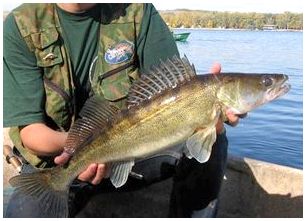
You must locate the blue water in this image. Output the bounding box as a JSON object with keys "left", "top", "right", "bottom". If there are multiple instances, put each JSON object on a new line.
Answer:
{"left": 175, "top": 29, "right": 303, "bottom": 169}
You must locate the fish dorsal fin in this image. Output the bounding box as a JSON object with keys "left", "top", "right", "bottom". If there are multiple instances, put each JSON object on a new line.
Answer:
{"left": 109, "top": 160, "right": 135, "bottom": 188}
{"left": 127, "top": 55, "right": 197, "bottom": 108}
{"left": 64, "top": 96, "right": 120, "bottom": 155}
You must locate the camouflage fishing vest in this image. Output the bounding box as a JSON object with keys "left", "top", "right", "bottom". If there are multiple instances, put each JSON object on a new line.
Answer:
{"left": 9, "top": 3, "right": 144, "bottom": 168}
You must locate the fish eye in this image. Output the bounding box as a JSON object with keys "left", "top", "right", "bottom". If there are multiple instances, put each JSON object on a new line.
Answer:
{"left": 261, "top": 76, "right": 274, "bottom": 87}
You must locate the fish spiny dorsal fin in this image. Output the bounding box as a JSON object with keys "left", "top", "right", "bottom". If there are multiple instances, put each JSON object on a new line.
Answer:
{"left": 127, "top": 55, "right": 197, "bottom": 108}
{"left": 64, "top": 96, "right": 120, "bottom": 155}
{"left": 181, "top": 55, "right": 197, "bottom": 80}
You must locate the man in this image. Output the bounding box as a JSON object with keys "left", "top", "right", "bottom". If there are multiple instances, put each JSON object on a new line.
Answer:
{"left": 4, "top": 3, "right": 239, "bottom": 217}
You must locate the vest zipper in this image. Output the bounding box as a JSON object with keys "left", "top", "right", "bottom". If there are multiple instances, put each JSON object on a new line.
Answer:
{"left": 98, "top": 60, "right": 134, "bottom": 82}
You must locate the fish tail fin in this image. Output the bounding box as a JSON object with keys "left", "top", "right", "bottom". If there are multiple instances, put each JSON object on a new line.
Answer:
{"left": 9, "top": 168, "right": 69, "bottom": 218}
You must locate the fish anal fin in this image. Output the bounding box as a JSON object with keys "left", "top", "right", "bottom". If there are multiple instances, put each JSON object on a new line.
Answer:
{"left": 109, "top": 160, "right": 135, "bottom": 188}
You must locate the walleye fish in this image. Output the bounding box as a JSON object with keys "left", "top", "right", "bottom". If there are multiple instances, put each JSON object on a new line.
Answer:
{"left": 9, "top": 55, "right": 290, "bottom": 217}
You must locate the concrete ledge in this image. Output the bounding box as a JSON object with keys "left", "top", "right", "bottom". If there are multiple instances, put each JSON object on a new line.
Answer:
{"left": 218, "top": 155, "right": 303, "bottom": 218}
{"left": 3, "top": 126, "right": 303, "bottom": 218}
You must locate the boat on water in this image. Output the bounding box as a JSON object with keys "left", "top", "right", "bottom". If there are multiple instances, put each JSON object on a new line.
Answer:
{"left": 172, "top": 32, "right": 191, "bottom": 42}
{"left": 263, "top": 24, "right": 278, "bottom": 31}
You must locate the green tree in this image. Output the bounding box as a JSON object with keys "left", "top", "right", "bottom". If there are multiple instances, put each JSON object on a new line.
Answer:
{"left": 159, "top": 10, "right": 303, "bottom": 30}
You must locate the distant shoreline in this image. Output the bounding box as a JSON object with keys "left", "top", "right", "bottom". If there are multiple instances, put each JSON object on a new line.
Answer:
{"left": 161, "top": 10, "right": 302, "bottom": 31}
{"left": 171, "top": 27, "right": 303, "bottom": 32}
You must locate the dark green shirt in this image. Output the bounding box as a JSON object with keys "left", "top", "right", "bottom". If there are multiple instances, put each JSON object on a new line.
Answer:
{"left": 56, "top": 4, "right": 101, "bottom": 113}
{"left": 3, "top": 3, "right": 179, "bottom": 127}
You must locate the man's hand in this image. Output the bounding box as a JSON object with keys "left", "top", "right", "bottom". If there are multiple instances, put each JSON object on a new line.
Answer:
{"left": 19, "top": 123, "right": 107, "bottom": 185}
{"left": 209, "top": 63, "right": 241, "bottom": 134}
{"left": 54, "top": 147, "right": 108, "bottom": 185}
{"left": 77, "top": 163, "right": 107, "bottom": 185}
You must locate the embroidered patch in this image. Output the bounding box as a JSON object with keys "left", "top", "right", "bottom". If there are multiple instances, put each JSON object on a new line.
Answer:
{"left": 105, "top": 40, "right": 134, "bottom": 64}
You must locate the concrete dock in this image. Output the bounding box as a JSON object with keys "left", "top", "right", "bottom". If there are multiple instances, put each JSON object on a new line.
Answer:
{"left": 3, "top": 155, "right": 302, "bottom": 217}
{"left": 3, "top": 127, "right": 303, "bottom": 217}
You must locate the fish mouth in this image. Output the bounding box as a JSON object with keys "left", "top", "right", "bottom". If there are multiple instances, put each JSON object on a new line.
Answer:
{"left": 267, "top": 74, "right": 291, "bottom": 100}
{"left": 277, "top": 83, "right": 291, "bottom": 97}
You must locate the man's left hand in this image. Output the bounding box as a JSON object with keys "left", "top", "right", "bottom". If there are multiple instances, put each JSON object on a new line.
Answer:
{"left": 77, "top": 163, "right": 108, "bottom": 185}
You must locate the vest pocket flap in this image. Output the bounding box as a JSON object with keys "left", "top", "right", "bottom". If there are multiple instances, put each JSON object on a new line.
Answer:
{"left": 35, "top": 44, "right": 63, "bottom": 67}
{"left": 31, "top": 28, "right": 63, "bottom": 67}
{"left": 31, "top": 28, "right": 59, "bottom": 49}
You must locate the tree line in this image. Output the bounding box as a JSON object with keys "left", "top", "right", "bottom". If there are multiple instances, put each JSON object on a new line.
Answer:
{"left": 159, "top": 10, "right": 303, "bottom": 30}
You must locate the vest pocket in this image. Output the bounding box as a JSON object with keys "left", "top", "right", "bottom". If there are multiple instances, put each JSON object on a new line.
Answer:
{"left": 44, "top": 78, "right": 73, "bottom": 131}
{"left": 31, "top": 28, "right": 63, "bottom": 67}
{"left": 31, "top": 28, "right": 73, "bottom": 130}
{"left": 37, "top": 53, "right": 72, "bottom": 131}
{"left": 100, "top": 62, "right": 136, "bottom": 101}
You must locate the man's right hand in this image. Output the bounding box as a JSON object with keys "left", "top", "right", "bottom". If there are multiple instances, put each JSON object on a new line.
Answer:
{"left": 20, "top": 123, "right": 107, "bottom": 185}
{"left": 54, "top": 148, "right": 108, "bottom": 185}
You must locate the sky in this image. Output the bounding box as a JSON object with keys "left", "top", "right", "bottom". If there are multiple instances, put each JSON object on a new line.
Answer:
{"left": 2, "top": 0, "right": 304, "bottom": 13}
{"left": 154, "top": 0, "right": 304, "bottom": 13}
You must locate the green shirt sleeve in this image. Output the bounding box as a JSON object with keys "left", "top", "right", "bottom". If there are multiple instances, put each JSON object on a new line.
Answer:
{"left": 3, "top": 13, "right": 46, "bottom": 127}
{"left": 137, "top": 3, "right": 179, "bottom": 72}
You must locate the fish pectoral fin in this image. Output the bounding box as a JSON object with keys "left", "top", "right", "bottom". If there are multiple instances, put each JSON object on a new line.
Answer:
{"left": 110, "top": 160, "right": 135, "bottom": 188}
{"left": 186, "top": 125, "right": 217, "bottom": 163}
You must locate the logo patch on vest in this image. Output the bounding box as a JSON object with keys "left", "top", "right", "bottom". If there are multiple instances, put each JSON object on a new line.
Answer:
{"left": 105, "top": 40, "right": 134, "bottom": 64}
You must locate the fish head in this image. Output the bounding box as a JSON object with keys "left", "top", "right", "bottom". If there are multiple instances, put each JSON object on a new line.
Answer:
{"left": 216, "top": 73, "right": 291, "bottom": 115}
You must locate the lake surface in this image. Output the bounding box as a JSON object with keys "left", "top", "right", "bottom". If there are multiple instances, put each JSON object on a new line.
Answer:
{"left": 175, "top": 29, "right": 303, "bottom": 169}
